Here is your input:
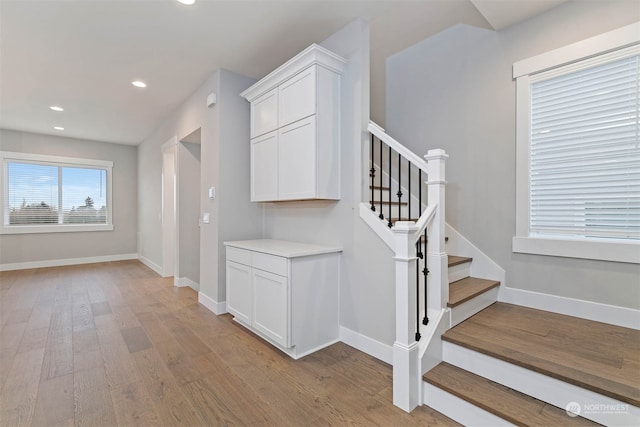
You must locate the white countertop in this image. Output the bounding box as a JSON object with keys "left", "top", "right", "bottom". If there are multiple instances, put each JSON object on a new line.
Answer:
{"left": 224, "top": 239, "right": 342, "bottom": 258}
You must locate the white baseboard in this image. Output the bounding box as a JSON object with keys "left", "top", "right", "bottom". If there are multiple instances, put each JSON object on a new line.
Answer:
{"left": 499, "top": 286, "right": 640, "bottom": 330}
{"left": 138, "top": 255, "right": 163, "bottom": 276}
{"left": 198, "top": 292, "right": 227, "bottom": 315}
{"left": 0, "top": 253, "right": 138, "bottom": 272}
{"left": 339, "top": 326, "right": 393, "bottom": 365}
{"left": 175, "top": 276, "right": 200, "bottom": 291}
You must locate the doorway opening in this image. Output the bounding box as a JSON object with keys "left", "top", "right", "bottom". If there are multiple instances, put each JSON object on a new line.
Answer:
{"left": 161, "top": 128, "right": 202, "bottom": 290}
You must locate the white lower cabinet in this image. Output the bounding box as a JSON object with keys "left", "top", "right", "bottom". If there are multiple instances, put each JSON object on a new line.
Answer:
{"left": 252, "top": 269, "right": 288, "bottom": 347}
{"left": 225, "top": 239, "right": 341, "bottom": 359}
{"left": 225, "top": 260, "right": 252, "bottom": 325}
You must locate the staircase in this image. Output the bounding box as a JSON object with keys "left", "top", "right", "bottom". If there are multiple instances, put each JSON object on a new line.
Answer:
{"left": 360, "top": 121, "right": 640, "bottom": 425}
{"left": 424, "top": 302, "right": 640, "bottom": 426}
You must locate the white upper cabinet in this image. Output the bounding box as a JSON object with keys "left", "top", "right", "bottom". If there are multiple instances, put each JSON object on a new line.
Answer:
{"left": 278, "top": 66, "right": 316, "bottom": 127}
{"left": 250, "top": 88, "right": 278, "bottom": 139}
{"left": 278, "top": 117, "right": 316, "bottom": 200}
{"left": 250, "top": 131, "right": 278, "bottom": 201}
{"left": 241, "top": 44, "right": 346, "bottom": 202}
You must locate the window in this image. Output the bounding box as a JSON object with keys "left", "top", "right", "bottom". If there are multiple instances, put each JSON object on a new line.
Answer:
{"left": 1, "top": 152, "right": 113, "bottom": 234}
{"left": 513, "top": 23, "right": 639, "bottom": 264}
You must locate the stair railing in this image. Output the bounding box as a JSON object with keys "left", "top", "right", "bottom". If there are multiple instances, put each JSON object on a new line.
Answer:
{"left": 364, "top": 121, "right": 448, "bottom": 412}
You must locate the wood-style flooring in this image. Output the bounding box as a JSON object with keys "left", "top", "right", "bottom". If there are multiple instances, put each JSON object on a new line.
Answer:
{"left": 0, "top": 260, "right": 457, "bottom": 426}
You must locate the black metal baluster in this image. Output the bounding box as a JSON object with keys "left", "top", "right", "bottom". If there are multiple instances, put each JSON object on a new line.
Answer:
{"left": 370, "top": 134, "right": 376, "bottom": 212}
{"left": 379, "top": 139, "right": 384, "bottom": 220}
{"left": 423, "top": 228, "right": 429, "bottom": 326}
{"left": 397, "top": 155, "right": 402, "bottom": 222}
{"left": 416, "top": 238, "right": 423, "bottom": 341}
{"left": 388, "top": 146, "right": 392, "bottom": 228}
{"left": 408, "top": 162, "right": 412, "bottom": 221}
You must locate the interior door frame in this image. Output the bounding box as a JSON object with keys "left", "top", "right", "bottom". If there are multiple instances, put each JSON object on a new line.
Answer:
{"left": 161, "top": 137, "right": 178, "bottom": 278}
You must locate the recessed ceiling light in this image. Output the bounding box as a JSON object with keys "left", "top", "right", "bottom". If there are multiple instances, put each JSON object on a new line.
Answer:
{"left": 177, "top": 0, "right": 196, "bottom": 5}
{"left": 49, "top": 105, "right": 64, "bottom": 112}
{"left": 54, "top": 126, "right": 64, "bottom": 131}
{"left": 132, "top": 80, "right": 147, "bottom": 88}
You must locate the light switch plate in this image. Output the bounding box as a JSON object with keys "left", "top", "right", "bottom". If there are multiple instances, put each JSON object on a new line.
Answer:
{"left": 203, "top": 213, "right": 210, "bottom": 224}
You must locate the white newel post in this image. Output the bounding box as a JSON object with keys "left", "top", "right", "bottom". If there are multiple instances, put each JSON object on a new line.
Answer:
{"left": 424, "top": 149, "right": 449, "bottom": 312}
{"left": 392, "top": 221, "right": 420, "bottom": 412}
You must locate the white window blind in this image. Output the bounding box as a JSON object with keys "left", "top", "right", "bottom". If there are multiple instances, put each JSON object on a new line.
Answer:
{"left": 529, "top": 49, "right": 639, "bottom": 240}
{"left": 1, "top": 152, "right": 113, "bottom": 234}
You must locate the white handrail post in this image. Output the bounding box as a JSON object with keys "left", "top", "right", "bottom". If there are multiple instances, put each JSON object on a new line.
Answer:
{"left": 424, "top": 149, "right": 449, "bottom": 312}
{"left": 392, "top": 221, "right": 420, "bottom": 412}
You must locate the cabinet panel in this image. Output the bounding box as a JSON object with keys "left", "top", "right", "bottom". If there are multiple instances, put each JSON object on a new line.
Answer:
{"left": 252, "top": 269, "right": 289, "bottom": 347}
{"left": 278, "top": 117, "right": 316, "bottom": 200}
{"left": 250, "top": 131, "right": 278, "bottom": 201}
{"left": 226, "top": 261, "right": 252, "bottom": 325}
{"left": 250, "top": 89, "right": 278, "bottom": 138}
{"left": 278, "top": 66, "right": 316, "bottom": 127}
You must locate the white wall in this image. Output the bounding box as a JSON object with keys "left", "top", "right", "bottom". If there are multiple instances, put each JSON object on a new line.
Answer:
{"left": 138, "top": 68, "right": 261, "bottom": 303}
{"left": 261, "top": 19, "right": 398, "bottom": 347}
{"left": 0, "top": 129, "right": 137, "bottom": 266}
{"left": 386, "top": 1, "right": 640, "bottom": 309}
{"left": 215, "top": 70, "right": 264, "bottom": 302}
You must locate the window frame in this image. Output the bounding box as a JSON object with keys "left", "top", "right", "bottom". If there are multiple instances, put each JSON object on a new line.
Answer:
{"left": 512, "top": 22, "right": 640, "bottom": 264}
{"left": 0, "top": 151, "right": 114, "bottom": 234}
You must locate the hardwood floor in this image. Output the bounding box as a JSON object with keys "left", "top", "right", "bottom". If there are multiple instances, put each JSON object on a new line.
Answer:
{"left": 0, "top": 260, "right": 457, "bottom": 426}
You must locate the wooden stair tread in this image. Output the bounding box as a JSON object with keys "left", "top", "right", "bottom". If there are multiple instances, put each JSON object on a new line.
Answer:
{"left": 369, "top": 185, "right": 390, "bottom": 190}
{"left": 448, "top": 255, "right": 471, "bottom": 267}
{"left": 443, "top": 302, "right": 640, "bottom": 407}
{"left": 423, "top": 363, "right": 599, "bottom": 426}
{"left": 448, "top": 277, "right": 499, "bottom": 307}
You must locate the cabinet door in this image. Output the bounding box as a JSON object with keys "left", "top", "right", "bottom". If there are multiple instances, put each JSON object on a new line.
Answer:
{"left": 250, "top": 88, "right": 278, "bottom": 138}
{"left": 250, "top": 131, "right": 278, "bottom": 202}
{"left": 278, "top": 117, "right": 316, "bottom": 200}
{"left": 226, "top": 261, "right": 252, "bottom": 325}
{"left": 278, "top": 66, "right": 316, "bottom": 127}
{"left": 252, "top": 269, "right": 289, "bottom": 347}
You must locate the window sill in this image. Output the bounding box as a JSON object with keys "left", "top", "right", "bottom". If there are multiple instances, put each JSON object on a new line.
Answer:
{"left": 512, "top": 235, "right": 639, "bottom": 264}
{"left": 0, "top": 224, "right": 114, "bottom": 235}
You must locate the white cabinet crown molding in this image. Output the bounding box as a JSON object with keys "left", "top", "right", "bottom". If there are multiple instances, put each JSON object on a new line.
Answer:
{"left": 240, "top": 43, "right": 347, "bottom": 102}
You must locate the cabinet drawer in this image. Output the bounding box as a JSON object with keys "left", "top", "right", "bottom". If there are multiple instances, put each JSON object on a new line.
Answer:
{"left": 278, "top": 65, "right": 316, "bottom": 127}
{"left": 250, "top": 88, "right": 278, "bottom": 138}
{"left": 251, "top": 252, "right": 288, "bottom": 276}
{"left": 226, "top": 246, "right": 251, "bottom": 265}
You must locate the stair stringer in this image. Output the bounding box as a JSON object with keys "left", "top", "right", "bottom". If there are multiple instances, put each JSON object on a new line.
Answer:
{"left": 444, "top": 222, "right": 506, "bottom": 287}
{"left": 417, "top": 308, "right": 449, "bottom": 379}
{"left": 359, "top": 203, "right": 394, "bottom": 250}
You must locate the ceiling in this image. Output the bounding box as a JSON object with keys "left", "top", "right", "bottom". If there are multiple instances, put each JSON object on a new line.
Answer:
{"left": 0, "top": 0, "right": 567, "bottom": 146}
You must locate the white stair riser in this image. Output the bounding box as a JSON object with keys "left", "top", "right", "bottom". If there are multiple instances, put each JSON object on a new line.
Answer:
{"left": 442, "top": 341, "right": 640, "bottom": 426}
{"left": 423, "top": 382, "right": 515, "bottom": 427}
{"left": 449, "top": 287, "right": 498, "bottom": 327}
{"left": 448, "top": 261, "right": 471, "bottom": 283}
